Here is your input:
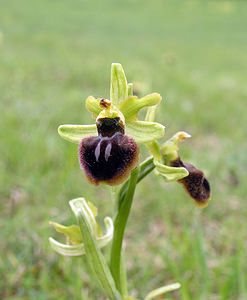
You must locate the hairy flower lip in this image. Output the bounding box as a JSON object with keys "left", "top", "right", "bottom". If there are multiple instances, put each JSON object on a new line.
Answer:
{"left": 171, "top": 158, "right": 211, "bottom": 207}
{"left": 79, "top": 132, "right": 139, "bottom": 186}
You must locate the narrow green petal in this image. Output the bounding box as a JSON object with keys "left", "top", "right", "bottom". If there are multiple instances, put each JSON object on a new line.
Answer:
{"left": 126, "top": 121, "right": 165, "bottom": 143}
{"left": 58, "top": 124, "right": 97, "bottom": 144}
{"left": 144, "top": 283, "right": 181, "bottom": 300}
{"left": 85, "top": 96, "right": 102, "bottom": 116}
{"left": 87, "top": 201, "right": 98, "bottom": 217}
{"left": 127, "top": 83, "right": 134, "bottom": 96}
{"left": 146, "top": 141, "right": 162, "bottom": 160}
{"left": 161, "top": 131, "right": 191, "bottom": 162}
{"left": 49, "top": 237, "right": 86, "bottom": 256}
{"left": 98, "top": 217, "right": 114, "bottom": 246}
{"left": 154, "top": 160, "right": 189, "bottom": 182}
{"left": 110, "top": 63, "right": 128, "bottom": 105}
{"left": 145, "top": 106, "right": 157, "bottom": 122}
{"left": 120, "top": 93, "right": 161, "bottom": 120}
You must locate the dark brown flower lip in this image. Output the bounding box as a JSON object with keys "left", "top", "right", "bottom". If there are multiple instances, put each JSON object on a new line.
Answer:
{"left": 79, "top": 132, "right": 139, "bottom": 186}
{"left": 171, "top": 158, "right": 211, "bottom": 207}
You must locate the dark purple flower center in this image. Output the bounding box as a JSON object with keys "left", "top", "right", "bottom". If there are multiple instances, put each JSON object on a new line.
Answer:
{"left": 96, "top": 117, "right": 124, "bottom": 137}
{"left": 79, "top": 117, "right": 138, "bottom": 185}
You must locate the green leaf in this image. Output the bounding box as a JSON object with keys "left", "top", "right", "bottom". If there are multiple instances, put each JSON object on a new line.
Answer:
{"left": 144, "top": 283, "right": 181, "bottom": 300}
{"left": 119, "top": 93, "right": 161, "bottom": 120}
{"left": 110, "top": 63, "right": 128, "bottom": 105}
{"left": 154, "top": 160, "right": 189, "bottom": 182}
{"left": 70, "top": 198, "right": 122, "bottom": 300}
{"left": 126, "top": 121, "right": 165, "bottom": 143}
{"left": 58, "top": 124, "right": 97, "bottom": 144}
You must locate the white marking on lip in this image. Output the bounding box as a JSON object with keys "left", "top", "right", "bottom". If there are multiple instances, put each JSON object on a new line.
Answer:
{"left": 105, "top": 142, "right": 112, "bottom": 162}
{"left": 94, "top": 140, "right": 101, "bottom": 162}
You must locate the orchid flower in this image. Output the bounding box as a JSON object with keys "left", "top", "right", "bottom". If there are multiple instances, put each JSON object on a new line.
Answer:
{"left": 58, "top": 63, "right": 165, "bottom": 185}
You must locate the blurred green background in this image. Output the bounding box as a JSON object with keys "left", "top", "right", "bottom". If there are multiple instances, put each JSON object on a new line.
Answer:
{"left": 1, "top": 1, "right": 247, "bottom": 299}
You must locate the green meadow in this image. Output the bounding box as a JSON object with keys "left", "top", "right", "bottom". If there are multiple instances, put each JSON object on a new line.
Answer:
{"left": 0, "top": 1, "right": 247, "bottom": 299}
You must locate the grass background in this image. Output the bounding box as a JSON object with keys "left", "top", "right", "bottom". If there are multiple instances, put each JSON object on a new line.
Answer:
{"left": 0, "top": 0, "right": 247, "bottom": 299}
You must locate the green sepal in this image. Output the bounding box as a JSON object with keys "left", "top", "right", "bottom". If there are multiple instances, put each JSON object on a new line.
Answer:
{"left": 126, "top": 121, "right": 165, "bottom": 143}
{"left": 70, "top": 198, "right": 122, "bottom": 300}
{"left": 161, "top": 131, "right": 191, "bottom": 162}
{"left": 49, "top": 216, "right": 114, "bottom": 257}
{"left": 110, "top": 63, "right": 128, "bottom": 105}
{"left": 49, "top": 222, "right": 82, "bottom": 244}
{"left": 85, "top": 96, "right": 102, "bottom": 117}
{"left": 146, "top": 141, "right": 162, "bottom": 160}
{"left": 58, "top": 124, "right": 97, "bottom": 144}
{"left": 154, "top": 160, "right": 189, "bottom": 182}
{"left": 144, "top": 283, "right": 181, "bottom": 300}
{"left": 119, "top": 93, "right": 162, "bottom": 121}
{"left": 145, "top": 105, "right": 157, "bottom": 122}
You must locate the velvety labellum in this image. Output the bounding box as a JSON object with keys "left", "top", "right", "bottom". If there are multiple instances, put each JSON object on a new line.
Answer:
{"left": 79, "top": 117, "right": 139, "bottom": 185}
{"left": 171, "top": 158, "right": 211, "bottom": 206}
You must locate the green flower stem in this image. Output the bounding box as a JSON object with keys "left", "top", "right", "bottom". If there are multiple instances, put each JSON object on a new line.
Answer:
{"left": 137, "top": 157, "right": 155, "bottom": 183}
{"left": 110, "top": 167, "right": 139, "bottom": 295}
{"left": 118, "top": 156, "right": 155, "bottom": 209}
{"left": 119, "top": 253, "right": 128, "bottom": 297}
